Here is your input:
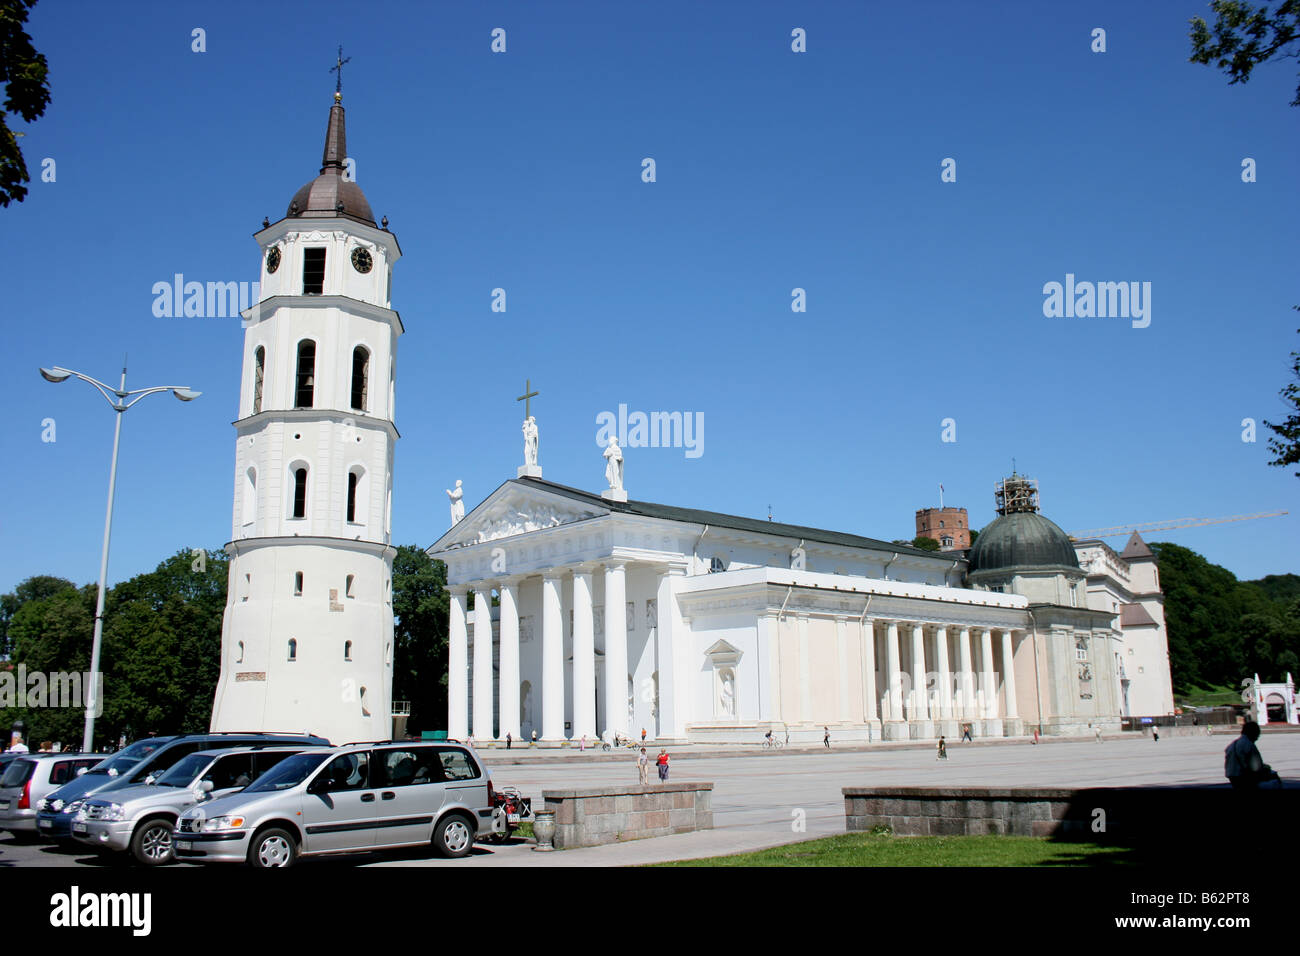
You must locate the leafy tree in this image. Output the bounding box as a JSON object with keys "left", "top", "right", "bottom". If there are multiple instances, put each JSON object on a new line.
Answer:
{"left": 0, "top": 580, "right": 95, "bottom": 745}
{"left": 391, "top": 546, "right": 449, "bottom": 735}
{"left": 1190, "top": 0, "right": 1300, "bottom": 105}
{"left": 911, "top": 536, "right": 941, "bottom": 552}
{"left": 0, "top": 574, "right": 76, "bottom": 657}
{"left": 1264, "top": 322, "right": 1300, "bottom": 477}
{"left": 0, "top": 0, "right": 51, "bottom": 207}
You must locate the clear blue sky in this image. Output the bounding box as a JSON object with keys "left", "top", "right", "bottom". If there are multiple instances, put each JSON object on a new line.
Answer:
{"left": 2, "top": 0, "right": 1297, "bottom": 594}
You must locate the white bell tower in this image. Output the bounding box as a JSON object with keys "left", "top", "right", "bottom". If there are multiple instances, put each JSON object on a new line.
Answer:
{"left": 210, "top": 87, "right": 402, "bottom": 745}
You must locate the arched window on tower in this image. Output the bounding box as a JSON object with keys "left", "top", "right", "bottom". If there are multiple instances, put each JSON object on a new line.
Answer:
{"left": 347, "top": 467, "right": 368, "bottom": 526}
{"left": 351, "top": 346, "right": 369, "bottom": 411}
{"left": 295, "top": 340, "right": 316, "bottom": 408}
{"left": 344, "top": 640, "right": 353, "bottom": 661}
{"left": 292, "top": 466, "right": 308, "bottom": 519}
{"left": 287, "top": 638, "right": 297, "bottom": 661}
{"left": 252, "top": 346, "right": 265, "bottom": 414}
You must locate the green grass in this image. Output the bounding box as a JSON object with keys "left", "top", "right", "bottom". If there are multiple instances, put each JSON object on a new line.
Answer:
{"left": 656, "top": 832, "right": 1136, "bottom": 867}
{"left": 1176, "top": 683, "right": 1245, "bottom": 708}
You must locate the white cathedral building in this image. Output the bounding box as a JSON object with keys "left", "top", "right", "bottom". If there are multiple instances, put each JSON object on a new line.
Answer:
{"left": 430, "top": 461, "right": 1175, "bottom": 745}
{"left": 210, "top": 90, "right": 400, "bottom": 746}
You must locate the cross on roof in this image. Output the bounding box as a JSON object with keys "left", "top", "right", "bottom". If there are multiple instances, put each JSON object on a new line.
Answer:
{"left": 330, "top": 45, "right": 351, "bottom": 96}
{"left": 516, "top": 379, "right": 539, "bottom": 419}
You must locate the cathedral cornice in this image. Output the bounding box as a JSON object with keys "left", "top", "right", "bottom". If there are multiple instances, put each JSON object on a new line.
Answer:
{"left": 241, "top": 294, "right": 405, "bottom": 336}
{"left": 233, "top": 407, "right": 401, "bottom": 439}
{"left": 254, "top": 216, "right": 402, "bottom": 260}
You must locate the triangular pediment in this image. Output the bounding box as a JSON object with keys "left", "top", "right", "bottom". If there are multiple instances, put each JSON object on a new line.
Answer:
{"left": 704, "top": 639, "right": 742, "bottom": 665}
{"left": 430, "top": 480, "right": 608, "bottom": 552}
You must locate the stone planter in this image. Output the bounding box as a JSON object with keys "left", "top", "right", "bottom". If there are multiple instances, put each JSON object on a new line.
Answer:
{"left": 531, "top": 809, "right": 556, "bottom": 851}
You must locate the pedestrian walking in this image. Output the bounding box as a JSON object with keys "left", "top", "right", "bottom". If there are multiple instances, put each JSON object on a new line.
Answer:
{"left": 1153, "top": 730, "right": 1160, "bottom": 743}
{"left": 937, "top": 736, "right": 947, "bottom": 760}
{"left": 641, "top": 727, "right": 647, "bottom": 744}
{"left": 961, "top": 723, "right": 973, "bottom": 743}
{"left": 1032, "top": 729, "right": 1039, "bottom": 745}
{"left": 580, "top": 734, "right": 586, "bottom": 752}
{"left": 531, "top": 729, "right": 537, "bottom": 747}
{"left": 1093, "top": 724, "right": 1102, "bottom": 744}
{"left": 656, "top": 749, "right": 670, "bottom": 782}
{"left": 823, "top": 727, "right": 830, "bottom": 749}
{"left": 506, "top": 732, "right": 512, "bottom": 750}
{"left": 637, "top": 747, "right": 649, "bottom": 785}
{"left": 867, "top": 723, "right": 873, "bottom": 744}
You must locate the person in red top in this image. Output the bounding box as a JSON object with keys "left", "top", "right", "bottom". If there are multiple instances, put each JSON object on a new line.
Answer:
{"left": 656, "top": 749, "right": 670, "bottom": 782}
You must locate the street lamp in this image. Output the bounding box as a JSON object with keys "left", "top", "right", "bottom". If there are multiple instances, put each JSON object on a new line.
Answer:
{"left": 40, "top": 360, "right": 201, "bottom": 753}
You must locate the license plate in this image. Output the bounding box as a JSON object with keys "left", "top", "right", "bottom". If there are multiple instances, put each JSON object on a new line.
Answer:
{"left": 73, "top": 823, "right": 87, "bottom": 834}
{"left": 175, "top": 840, "right": 191, "bottom": 851}
{"left": 38, "top": 819, "right": 52, "bottom": 828}
{"left": 507, "top": 814, "right": 520, "bottom": 824}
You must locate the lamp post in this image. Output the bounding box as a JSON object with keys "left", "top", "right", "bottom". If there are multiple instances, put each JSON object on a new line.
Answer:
{"left": 40, "top": 361, "right": 200, "bottom": 753}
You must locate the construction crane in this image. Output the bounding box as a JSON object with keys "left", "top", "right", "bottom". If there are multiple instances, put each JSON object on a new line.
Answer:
{"left": 1069, "top": 511, "right": 1288, "bottom": 541}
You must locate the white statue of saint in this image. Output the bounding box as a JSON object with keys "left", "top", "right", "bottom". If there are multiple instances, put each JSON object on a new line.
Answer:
{"left": 446, "top": 480, "right": 464, "bottom": 526}
{"left": 523, "top": 416, "right": 539, "bottom": 467}
{"left": 603, "top": 436, "right": 624, "bottom": 491}
{"left": 720, "top": 670, "right": 736, "bottom": 718}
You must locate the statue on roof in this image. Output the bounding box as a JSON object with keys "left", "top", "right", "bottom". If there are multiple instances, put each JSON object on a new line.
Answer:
{"left": 446, "top": 480, "right": 465, "bottom": 527}
{"left": 604, "top": 436, "right": 624, "bottom": 491}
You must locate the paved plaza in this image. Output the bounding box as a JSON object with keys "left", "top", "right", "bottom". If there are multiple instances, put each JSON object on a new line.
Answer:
{"left": 5, "top": 732, "right": 1296, "bottom": 868}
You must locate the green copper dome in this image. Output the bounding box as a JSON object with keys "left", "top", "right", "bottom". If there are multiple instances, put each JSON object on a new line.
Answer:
{"left": 968, "top": 511, "right": 1079, "bottom": 576}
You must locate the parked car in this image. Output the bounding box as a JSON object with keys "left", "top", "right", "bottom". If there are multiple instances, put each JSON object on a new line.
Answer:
{"left": 0, "top": 753, "right": 101, "bottom": 838}
{"left": 71, "top": 745, "right": 325, "bottom": 865}
{"left": 36, "top": 732, "right": 331, "bottom": 841}
{"left": 175, "top": 740, "right": 496, "bottom": 867}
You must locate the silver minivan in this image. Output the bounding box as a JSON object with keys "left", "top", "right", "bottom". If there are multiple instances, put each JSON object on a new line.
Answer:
{"left": 71, "top": 745, "right": 321, "bottom": 865}
{"left": 0, "top": 753, "right": 101, "bottom": 837}
{"left": 174, "top": 741, "right": 495, "bottom": 867}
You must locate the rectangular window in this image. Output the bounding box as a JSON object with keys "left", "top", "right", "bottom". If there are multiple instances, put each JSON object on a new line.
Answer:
{"left": 294, "top": 571, "right": 303, "bottom": 596}
{"left": 346, "top": 574, "right": 355, "bottom": 599}
{"left": 435, "top": 748, "right": 480, "bottom": 781}
{"left": 302, "top": 248, "right": 326, "bottom": 295}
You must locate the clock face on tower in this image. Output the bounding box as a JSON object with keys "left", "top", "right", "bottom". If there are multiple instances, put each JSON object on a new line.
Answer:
{"left": 351, "top": 247, "right": 373, "bottom": 274}
{"left": 265, "top": 247, "right": 281, "bottom": 274}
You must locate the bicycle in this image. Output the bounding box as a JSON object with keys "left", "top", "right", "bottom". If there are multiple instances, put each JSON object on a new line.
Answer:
{"left": 762, "top": 735, "right": 784, "bottom": 750}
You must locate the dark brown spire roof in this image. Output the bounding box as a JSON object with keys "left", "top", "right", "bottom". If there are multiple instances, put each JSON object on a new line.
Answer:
{"left": 286, "top": 96, "right": 375, "bottom": 226}
{"left": 1120, "top": 532, "right": 1154, "bottom": 560}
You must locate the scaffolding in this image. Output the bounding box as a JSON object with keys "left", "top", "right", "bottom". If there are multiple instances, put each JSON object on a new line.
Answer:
{"left": 995, "top": 471, "right": 1039, "bottom": 515}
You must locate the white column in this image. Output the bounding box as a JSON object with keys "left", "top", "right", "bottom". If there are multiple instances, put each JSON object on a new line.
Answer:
{"left": 836, "top": 618, "right": 851, "bottom": 723}
{"left": 862, "top": 620, "right": 878, "bottom": 722}
{"left": 498, "top": 580, "right": 521, "bottom": 742}
{"left": 910, "top": 623, "right": 928, "bottom": 721}
{"left": 935, "top": 626, "right": 952, "bottom": 720}
{"left": 541, "top": 573, "right": 564, "bottom": 742}
{"left": 1001, "top": 629, "right": 1019, "bottom": 719}
{"left": 958, "top": 627, "right": 974, "bottom": 718}
{"left": 572, "top": 568, "right": 596, "bottom": 741}
{"left": 885, "top": 621, "right": 902, "bottom": 720}
{"left": 980, "top": 628, "right": 996, "bottom": 718}
{"left": 472, "top": 586, "right": 494, "bottom": 740}
{"left": 797, "top": 614, "right": 811, "bottom": 723}
{"left": 603, "top": 561, "right": 628, "bottom": 738}
{"left": 448, "top": 588, "right": 469, "bottom": 740}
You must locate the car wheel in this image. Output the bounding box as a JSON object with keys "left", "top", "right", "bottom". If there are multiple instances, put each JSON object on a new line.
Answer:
{"left": 434, "top": 815, "right": 474, "bottom": 858}
{"left": 131, "top": 819, "right": 174, "bottom": 866}
{"left": 248, "top": 827, "right": 297, "bottom": 868}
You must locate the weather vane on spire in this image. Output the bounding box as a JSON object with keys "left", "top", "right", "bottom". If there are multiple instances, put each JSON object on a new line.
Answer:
{"left": 330, "top": 45, "right": 351, "bottom": 98}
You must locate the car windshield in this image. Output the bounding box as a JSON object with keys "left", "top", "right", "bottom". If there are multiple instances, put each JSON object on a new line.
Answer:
{"left": 244, "top": 752, "right": 330, "bottom": 793}
{"left": 90, "top": 739, "right": 170, "bottom": 776}
{"left": 154, "top": 754, "right": 212, "bottom": 787}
